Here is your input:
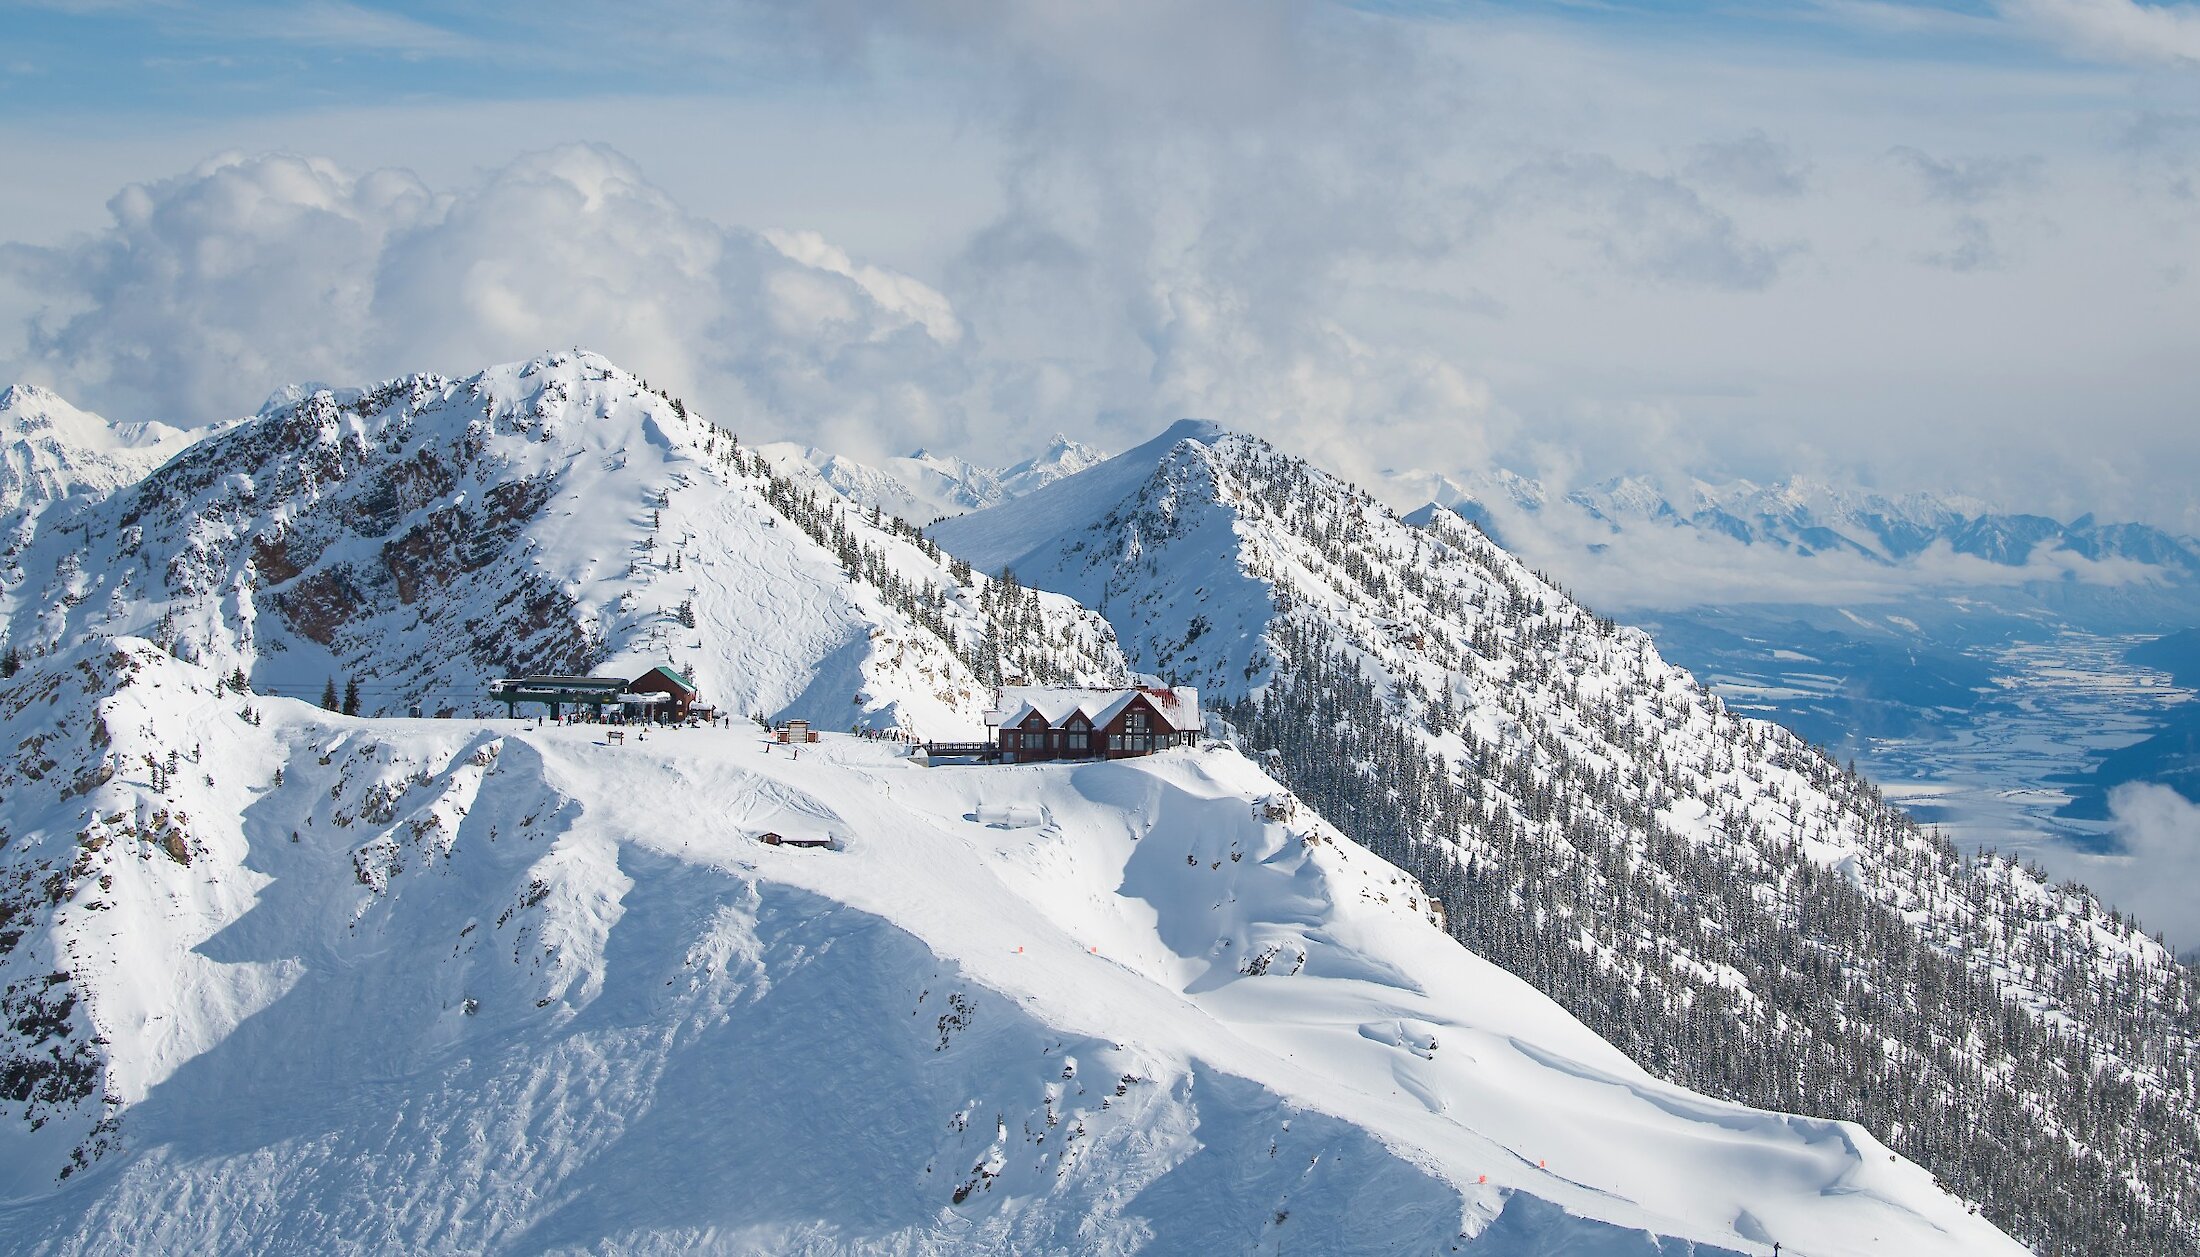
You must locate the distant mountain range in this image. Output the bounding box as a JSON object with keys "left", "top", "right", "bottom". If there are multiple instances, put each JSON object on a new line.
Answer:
{"left": 0, "top": 383, "right": 200, "bottom": 576}
{"left": 760, "top": 433, "right": 1107, "bottom": 526}
{"left": 1401, "top": 467, "right": 2200, "bottom": 580}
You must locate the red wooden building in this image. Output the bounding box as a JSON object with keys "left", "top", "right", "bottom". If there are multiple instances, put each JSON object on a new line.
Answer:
{"left": 990, "top": 686, "right": 1202, "bottom": 764}
{"left": 627, "top": 665, "right": 699, "bottom": 721}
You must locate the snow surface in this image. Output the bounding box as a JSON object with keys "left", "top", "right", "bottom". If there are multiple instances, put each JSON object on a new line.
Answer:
{"left": 0, "top": 641, "right": 2019, "bottom": 1254}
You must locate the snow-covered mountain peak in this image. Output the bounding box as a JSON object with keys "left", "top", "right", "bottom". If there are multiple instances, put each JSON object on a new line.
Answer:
{"left": 926, "top": 419, "right": 1236, "bottom": 581}
{"left": 0, "top": 384, "right": 79, "bottom": 433}
{"left": 257, "top": 380, "right": 365, "bottom": 416}
{"left": 1582, "top": 473, "right": 1674, "bottom": 519}
{"left": 1143, "top": 417, "right": 1227, "bottom": 451}
{"left": 0, "top": 383, "right": 189, "bottom": 456}
{"left": 0, "top": 383, "right": 202, "bottom": 581}
{"left": 5, "top": 349, "right": 1124, "bottom": 735}
{"left": 998, "top": 432, "right": 1108, "bottom": 494}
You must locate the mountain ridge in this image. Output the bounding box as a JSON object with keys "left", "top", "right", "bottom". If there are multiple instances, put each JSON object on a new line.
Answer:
{"left": 1, "top": 352, "right": 1124, "bottom": 736}
{"left": 938, "top": 425, "right": 2200, "bottom": 1256}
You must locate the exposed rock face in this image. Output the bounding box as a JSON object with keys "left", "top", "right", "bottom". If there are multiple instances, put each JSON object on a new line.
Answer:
{"left": 6, "top": 352, "right": 1124, "bottom": 732}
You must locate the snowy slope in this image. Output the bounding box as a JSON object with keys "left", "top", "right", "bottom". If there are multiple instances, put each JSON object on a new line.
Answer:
{"left": 0, "top": 385, "right": 198, "bottom": 584}
{"left": 0, "top": 641, "right": 2020, "bottom": 1254}
{"left": 1, "top": 352, "right": 1123, "bottom": 738}
{"left": 761, "top": 433, "right": 1107, "bottom": 526}
{"left": 936, "top": 426, "right": 2200, "bottom": 1255}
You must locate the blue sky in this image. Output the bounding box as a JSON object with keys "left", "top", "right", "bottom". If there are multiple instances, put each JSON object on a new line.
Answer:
{"left": 0, "top": 3, "right": 818, "bottom": 113}
{"left": 0, "top": 1, "right": 2162, "bottom": 115}
{"left": 1, "top": 0, "right": 2197, "bottom": 532}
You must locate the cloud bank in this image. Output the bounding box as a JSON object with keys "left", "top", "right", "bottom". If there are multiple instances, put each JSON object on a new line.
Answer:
{"left": 2071, "top": 783, "right": 2200, "bottom": 954}
{"left": 2, "top": 2, "right": 2198, "bottom": 529}
{"left": 1, "top": 145, "right": 986, "bottom": 462}
{"left": 0, "top": 130, "right": 1531, "bottom": 486}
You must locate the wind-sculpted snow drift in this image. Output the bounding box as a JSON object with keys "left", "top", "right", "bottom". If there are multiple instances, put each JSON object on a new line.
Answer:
{"left": 0, "top": 639, "right": 2016, "bottom": 1254}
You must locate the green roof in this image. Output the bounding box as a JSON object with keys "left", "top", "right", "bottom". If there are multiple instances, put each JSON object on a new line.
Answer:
{"left": 634, "top": 665, "right": 694, "bottom": 693}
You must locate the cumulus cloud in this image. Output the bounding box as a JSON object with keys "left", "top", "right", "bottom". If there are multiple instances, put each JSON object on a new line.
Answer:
{"left": 1, "top": 151, "right": 438, "bottom": 426}
{"left": 0, "top": 145, "right": 983, "bottom": 460}
{"left": 0, "top": 128, "right": 1523, "bottom": 480}
{"left": 2062, "top": 783, "right": 2200, "bottom": 954}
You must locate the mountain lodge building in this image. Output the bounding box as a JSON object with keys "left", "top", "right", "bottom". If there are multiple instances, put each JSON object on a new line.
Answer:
{"left": 489, "top": 664, "right": 700, "bottom": 721}
{"left": 990, "top": 685, "right": 1202, "bottom": 764}
{"left": 627, "top": 665, "right": 699, "bottom": 720}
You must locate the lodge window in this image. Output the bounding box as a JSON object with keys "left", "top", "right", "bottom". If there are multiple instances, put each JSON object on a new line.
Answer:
{"left": 1068, "top": 732, "right": 1087, "bottom": 750}
{"left": 1110, "top": 735, "right": 1124, "bottom": 751}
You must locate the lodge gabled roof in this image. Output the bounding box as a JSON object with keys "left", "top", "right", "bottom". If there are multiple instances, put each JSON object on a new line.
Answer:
{"left": 992, "top": 685, "right": 1201, "bottom": 734}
